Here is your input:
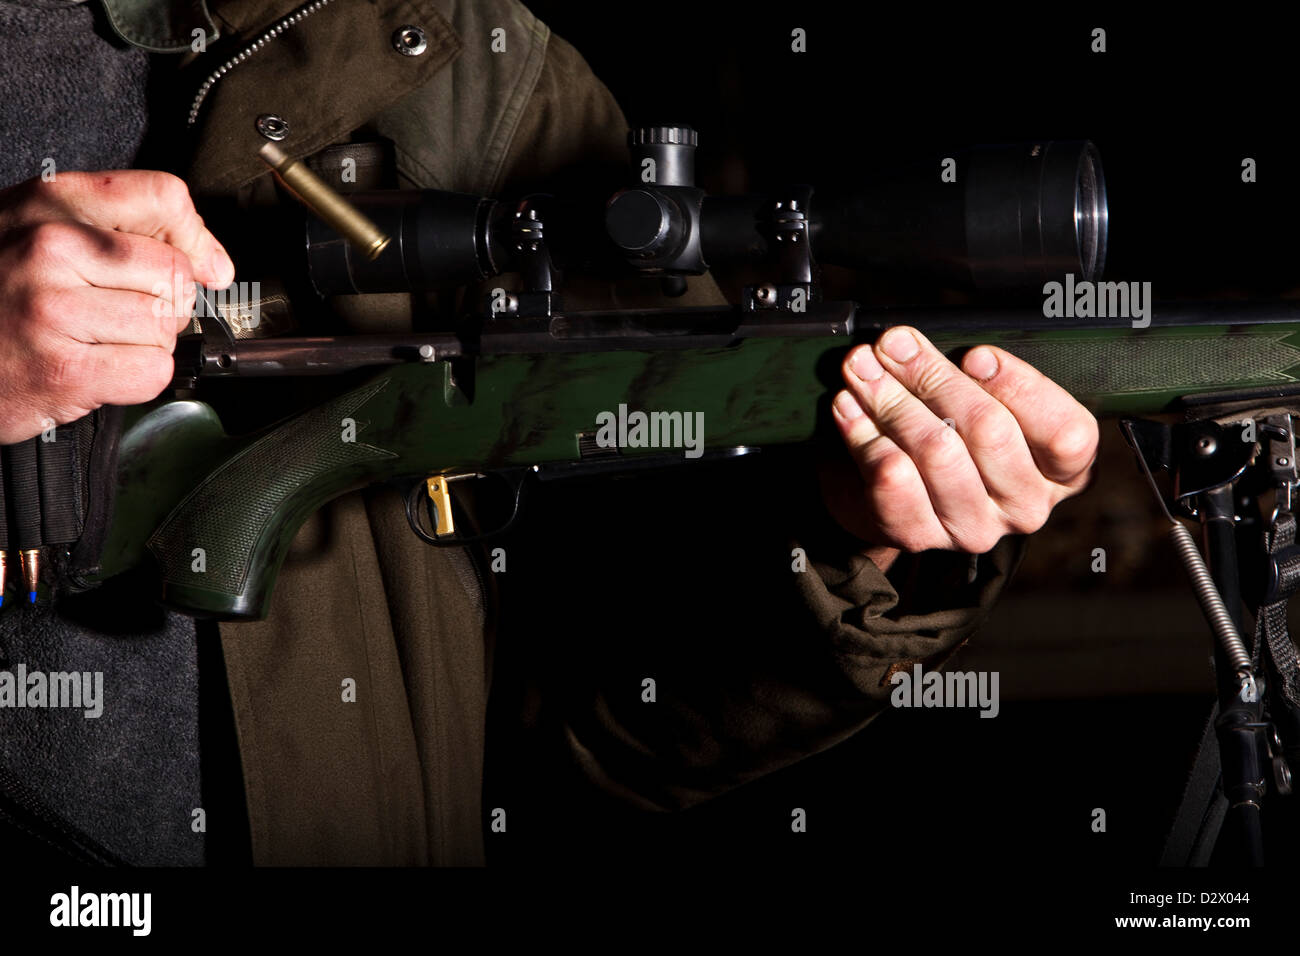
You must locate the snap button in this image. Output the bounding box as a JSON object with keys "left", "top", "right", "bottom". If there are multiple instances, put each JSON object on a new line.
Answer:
{"left": 256, "top": 114, "right": 290, "bottom": 141}
{"left": 393, "top": 25, "right": 427, "bottom": 56}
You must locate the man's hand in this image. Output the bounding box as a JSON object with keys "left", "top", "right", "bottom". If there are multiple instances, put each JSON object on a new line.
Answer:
{"left": 824, "top": 326, "right": 1099, "bottom": 573}
{"left": 0, "top": 170, "right": 234, "bottom": 444}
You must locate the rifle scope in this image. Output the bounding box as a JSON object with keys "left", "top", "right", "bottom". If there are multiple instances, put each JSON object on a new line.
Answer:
{"left": 305, "top": 139, "right": 1106, "bottom": 295}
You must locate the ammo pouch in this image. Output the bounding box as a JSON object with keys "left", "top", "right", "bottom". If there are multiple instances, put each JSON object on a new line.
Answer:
{"left": 0, "top": 407, "right": 124, "bottom": 603}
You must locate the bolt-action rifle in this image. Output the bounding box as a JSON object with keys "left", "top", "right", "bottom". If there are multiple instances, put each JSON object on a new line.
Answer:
{"left": 4, "top": 125, "right": 1300, "bottom": 863}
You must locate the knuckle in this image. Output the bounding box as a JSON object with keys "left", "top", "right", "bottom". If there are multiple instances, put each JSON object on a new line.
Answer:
{"left": 1049, "top": 413, "right": 1100, "bottom": 465}
{"left": 952, "top": 525, "right": 1000, "bottom": 555}
{"left": 23, "top": 220, "right": 84, "bottom": 264}
{"left": 151, "top": 172, "right": 195, "bottom": 219}
{"left": 910, "top": 360, "right": 955, "bottom": 402}
{"left": 892, "top": 532, "right": 930, "bottom": 554}
{"left": 26, "top": 289, "right": 68, "bottom": 331}
{"left": 992, "top": 365, "right": 1032, "bottom": 406}
{"left": 868, "top": 450, "right": 917, "bottom": 497}
{"left": 1007, "top": 500, "right": 1052, "bottom": 535}
{"left": 965, "top": 402, "right": 1021, "bottom": 458}
{"left": 915, "top": 424, "right": 968, "bottom": 475}
{"left": 871, "top": 386, "right": 910, "bottom": 425}
{"left": 875, "top": 513, "right": 931, "bottom": 553}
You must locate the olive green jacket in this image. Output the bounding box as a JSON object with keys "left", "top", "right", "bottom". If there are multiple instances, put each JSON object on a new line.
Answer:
{"left": 119, "top": 0, "right": 1024, "bottom": 865}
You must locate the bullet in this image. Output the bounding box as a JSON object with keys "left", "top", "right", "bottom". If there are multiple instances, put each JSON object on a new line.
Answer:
{"left": 20, "top": 548, "right": 39, "bottom": 603}
{"left": 259, "top": 141, "right": 391, "bottom": 260}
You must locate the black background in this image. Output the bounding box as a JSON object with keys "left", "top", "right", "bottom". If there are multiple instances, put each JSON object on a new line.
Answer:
{"left": 526, "top": 3, "right": 1300, "bottom": 297}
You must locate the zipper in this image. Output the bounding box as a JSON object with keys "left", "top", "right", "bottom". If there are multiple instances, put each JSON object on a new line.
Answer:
{"left": 187, "top": 0, "right": 337, "bottom": 128}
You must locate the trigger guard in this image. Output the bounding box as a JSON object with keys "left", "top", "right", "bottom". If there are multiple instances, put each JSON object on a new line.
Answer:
{"left": 403, "top": 469, "right": 530, "bottom": 547}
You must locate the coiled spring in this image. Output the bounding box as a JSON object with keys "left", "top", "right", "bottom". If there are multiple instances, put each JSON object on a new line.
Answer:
{"left": 1168, "top": 520, "right": 1254, "bottom": 678}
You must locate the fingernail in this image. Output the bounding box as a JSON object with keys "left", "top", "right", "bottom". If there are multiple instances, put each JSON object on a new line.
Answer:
{"left": 833, "top": 390, "right": 864, "bottom": 421}
{"left": 210, "top": 245, "right": 235, "bottom": 287}
{"left": 966, "top": 347, "right": 999, "bottom": 380}
{"left": 880, "top": 328, "right": 919, "bottom": 363}
{"left": 851, "top": 347, "right": 884, "bottom": 381}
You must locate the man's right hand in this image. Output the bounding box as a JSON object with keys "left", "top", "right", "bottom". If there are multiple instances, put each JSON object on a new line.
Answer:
{"left": 0, "top": 170, "right": 234, "bottom": 444}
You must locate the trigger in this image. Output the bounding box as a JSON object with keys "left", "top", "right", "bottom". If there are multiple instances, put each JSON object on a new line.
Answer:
{"left": 425, "top": 476, "right": 456, "bottom": 537}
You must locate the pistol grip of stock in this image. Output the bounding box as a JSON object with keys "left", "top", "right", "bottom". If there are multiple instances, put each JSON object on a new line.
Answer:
{"left": 146, "top": 381, "right": 397, "bottom": 619}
